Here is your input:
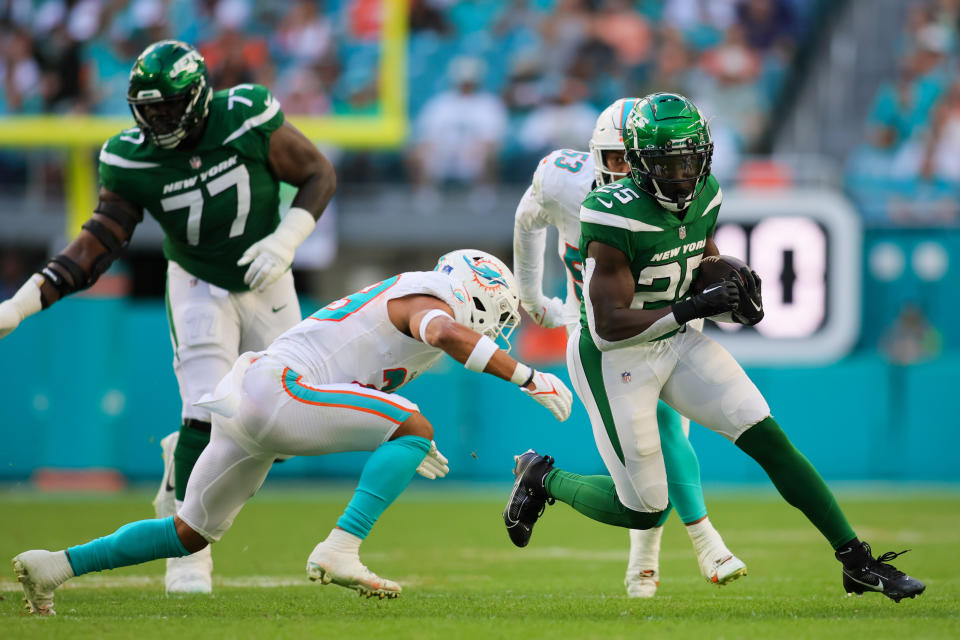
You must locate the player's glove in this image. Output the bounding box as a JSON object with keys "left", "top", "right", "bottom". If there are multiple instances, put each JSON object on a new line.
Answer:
{"left": 522, "top": 370, "right": 573, "bottom": 422}
{"left": 416, "top": 440, "right": 449, "bottom": 480}
{"left": 521, "top": 295, "right": 566, "bottom": 329}
{"left": 237, "top": 207, "right": 316, "bottom": 292}
{"left": 672, "top": 281, "right": 740, "bottom": 325}
{"left": 732, "top": 269, "right": 763, "bottom": 326}
{"left": 0, "top": 274, "right": 43, "bottom": 339}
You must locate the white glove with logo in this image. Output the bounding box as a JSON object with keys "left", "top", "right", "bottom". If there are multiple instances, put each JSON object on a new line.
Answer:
{"left": 0, "top": 274, "right": 43, "bottom": 339}
{"left": 416, "top": 440, "right": 449, "bottom": 480}
{"left": 521, "top": 295, "right": 566, "bottom": 329}
{"left": 237, "top": 207, "right": 316, "bottom": 292}
{"left": 522, "top": 370, "right": 573, "bottom": 422}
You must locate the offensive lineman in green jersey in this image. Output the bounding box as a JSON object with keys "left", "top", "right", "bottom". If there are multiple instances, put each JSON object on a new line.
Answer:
{"left": 504, "top": 93, "right": 926, "bottom": 602}
{"left": 0, "top": 41, "right": 337, "bottom": 593}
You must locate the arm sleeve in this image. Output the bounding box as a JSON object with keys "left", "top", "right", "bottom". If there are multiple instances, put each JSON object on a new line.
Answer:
{"left": 513, "top": 165, "right": 555, "bottom": 304}
{"left": 222, "top": 84, "right": 285, "bottom": 161}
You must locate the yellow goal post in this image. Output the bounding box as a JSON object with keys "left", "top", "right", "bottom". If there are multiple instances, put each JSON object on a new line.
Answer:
{"left": 0, "top": 0, "right": 408, "bottom": 238}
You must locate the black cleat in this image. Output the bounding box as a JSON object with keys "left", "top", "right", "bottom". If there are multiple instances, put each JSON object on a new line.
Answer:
{"left": 502, "top": 449, "right": 555, "bottom": 548}
{"left": 837, "top": 542, "right": 926, "bottom": 602}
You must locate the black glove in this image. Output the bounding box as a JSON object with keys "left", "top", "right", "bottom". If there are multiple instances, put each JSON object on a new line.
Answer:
{"left": 732, "top": 269, "right": 763, "bottom": 326}
{"left": 672, "top": 280, "right": 740, "bottom": 325}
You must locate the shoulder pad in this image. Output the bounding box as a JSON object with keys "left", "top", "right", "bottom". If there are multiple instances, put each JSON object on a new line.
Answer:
{"left": 535, "top": 149, "right": 594, "bottom": 210}
{"left": 214, "top": 84, "right": 284, "bottom": 144}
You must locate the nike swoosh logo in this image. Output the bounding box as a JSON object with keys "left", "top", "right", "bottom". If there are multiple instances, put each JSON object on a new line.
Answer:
{"left": 749, "top": 298, "right": 761, "bottom": 312}
{"left": 845, "top": 571, "right": 884, "bottom": 591}
{"left": 596, "top": 198, "right": 614, "bottom": 209}
{"left": 272, "top": 304, "right": 288, "bottom": 313}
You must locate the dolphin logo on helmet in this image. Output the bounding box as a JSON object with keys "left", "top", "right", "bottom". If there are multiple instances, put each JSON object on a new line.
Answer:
{"left": 435, "top": 249, "right": 521, "bottom": 351}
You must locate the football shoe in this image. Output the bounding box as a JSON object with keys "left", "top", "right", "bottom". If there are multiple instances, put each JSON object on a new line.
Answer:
{"left": 625, "top": 569, "right": 659, "bottom": 598}
{"left": 698, "top": 550, "right": 747, "bottom": 586}
{"left": 165, "top": 546, "right": 213, "bottom": 594}
{"left": 502, "top": 449, "right": 555, "bottom": 548}
{"left": 306, "top": 543, "right": 400, "bottom": 599}
{"left": 12, "top": 550, "right": 74, "bottom": 616}
{"left": 837, "top": 541, "right": 925, "bottom": 602}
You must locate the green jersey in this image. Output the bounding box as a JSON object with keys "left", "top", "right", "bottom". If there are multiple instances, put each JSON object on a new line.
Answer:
{"left": 99, "top": 84, "right": 285, "bottom": 291}
{"left": 578, "top": 175, "right": 723, "bottom": 339}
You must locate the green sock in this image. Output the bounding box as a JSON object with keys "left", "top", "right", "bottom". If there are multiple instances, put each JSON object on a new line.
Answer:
{"left": 735, "top": 417, "right": 856, "bottom": 549}
{"left": 544, "top": 470, "right": 664, "bottom": 530}
{"left": 174, "top": 422, "right": 211, "bottom": 501}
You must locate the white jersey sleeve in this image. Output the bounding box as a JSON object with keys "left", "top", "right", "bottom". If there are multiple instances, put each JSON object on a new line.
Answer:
{"left": 513, "top": 156, "right": 557, "bottom": 306}
{"left": 385, "top": 270, "right": 474, "bottom": 328}
{"left": 513, "top": 149, "right": 596, "bottom": 329}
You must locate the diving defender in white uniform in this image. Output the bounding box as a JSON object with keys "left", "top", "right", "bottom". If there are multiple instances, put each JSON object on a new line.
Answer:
{"left": 13, "top": 250, "right": 573, "bottom": 613}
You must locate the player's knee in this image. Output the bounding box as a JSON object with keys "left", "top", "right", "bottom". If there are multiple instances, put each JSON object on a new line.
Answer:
{"left": 391, "top": 412, "right": 433, "bottom": 441}
{"left": 173, "top": 515, "right": 209, "bottom": 554}
{"left": 634, "top": 483, "right": 669, "bottom": 513}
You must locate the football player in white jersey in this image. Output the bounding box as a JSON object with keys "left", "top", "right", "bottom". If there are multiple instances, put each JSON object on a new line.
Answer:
{"left": 510, "top": 98, "right": 745, "bottom": 597}
{"left": 13, "top": 250, "right": 573, "bottom": 614}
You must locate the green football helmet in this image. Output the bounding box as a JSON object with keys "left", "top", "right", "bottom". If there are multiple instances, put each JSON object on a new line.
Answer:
{"left": 127, "top": 40, "right": 212, "bottom": 149}
{"left": 622, "top": 93, "right": 713, "bottom": 212}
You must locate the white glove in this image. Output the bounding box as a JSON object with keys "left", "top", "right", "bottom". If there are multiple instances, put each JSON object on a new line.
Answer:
{"left": 416, "top": 440, "right": 449, "bottom": 480}
{"left": 521, "top": 295, "right": 566, "bottom": 329}
{"left": 0, "top": 274, "right": 43, "bottom": 339}
{"left": 521, "top": 370, "right": 573, "bottom": 422}
{"left": 237, "top": 207, "right": 316, "bottom": 292}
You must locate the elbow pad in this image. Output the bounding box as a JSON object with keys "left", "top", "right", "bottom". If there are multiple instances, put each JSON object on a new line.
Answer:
{"left": 39, "top": 254, "right": 87, "bottom": 305}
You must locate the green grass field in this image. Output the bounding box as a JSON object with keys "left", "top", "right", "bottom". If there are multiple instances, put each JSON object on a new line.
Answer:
{"left": 1, "top": 486, "right": 958, "bottom": 639}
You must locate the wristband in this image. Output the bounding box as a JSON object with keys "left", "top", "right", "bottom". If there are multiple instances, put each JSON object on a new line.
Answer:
{"left": 464, "top": 335, "right": 499, "bottom": 372}
{"left": 510, "top": 362, "right": 534, "bottom": 386}
{"left": 10, "top": 274, "right": 43, "bottom": 319}
{"left": 418, "top": 309, "right": 452, "bottom": 344}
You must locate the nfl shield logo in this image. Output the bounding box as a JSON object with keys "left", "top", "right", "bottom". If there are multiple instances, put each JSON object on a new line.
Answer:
{"left": 621, "top": 371, "right": 631, "bottom": 383}
{"left": 190, "top": 156, "right": 202, "bottom": 169}
{"left": 678, "top": 226, "right": 687, "bottom": 239}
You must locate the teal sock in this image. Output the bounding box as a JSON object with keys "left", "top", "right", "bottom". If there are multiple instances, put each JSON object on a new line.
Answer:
{"left": 336, "top": 435, "right": 431, "bottom": 539}
{"left": 658, "top": 402, "right": 707, "bottom": 524}
{"left": 66, "top": 516, "right": 190, "bottom": 576}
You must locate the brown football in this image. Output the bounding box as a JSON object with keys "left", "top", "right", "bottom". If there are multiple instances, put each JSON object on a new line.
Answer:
{"left": 691, "top": 255, "right": 751, "bottom": 295}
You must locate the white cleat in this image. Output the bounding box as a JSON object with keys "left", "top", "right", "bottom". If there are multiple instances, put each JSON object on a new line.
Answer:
{"left": 625, "top": 568, "right": 659, "bottom": 598}
{"left": 165, "top": 545, "right": 213, "bottom": 594}
{"left": 152, "top": 431, "right": 179, "bottom": 519}
{"left": 306, "top": 543, "right": 401, "bottom": 599}
{"left": 699, "top": 550, "right": 747, "bottom": 586}
{"left": 11, "top": 550, "right": 74, "bottom": 616}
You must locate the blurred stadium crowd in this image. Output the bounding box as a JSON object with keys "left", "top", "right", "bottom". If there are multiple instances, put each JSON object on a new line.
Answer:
{"left": 847, "top": 0, "right": 960, "bottom": 225}
{"left": 0, "top": 0, "right": 812, "bottom": 187}
{"left": 1, "top": 0, "right": 959, "bottom": 223}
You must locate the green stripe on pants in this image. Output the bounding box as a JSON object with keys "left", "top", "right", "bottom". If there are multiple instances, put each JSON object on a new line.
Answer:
{"left": 577, "top": 330, "right": 625, "bottom": 465}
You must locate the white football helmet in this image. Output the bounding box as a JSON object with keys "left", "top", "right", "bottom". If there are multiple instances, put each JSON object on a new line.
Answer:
{"left": 435, "top": 249, "right": 521, "bottom": 351}
{"left": 589, "top": 97, "right": 641, "bottom": 185}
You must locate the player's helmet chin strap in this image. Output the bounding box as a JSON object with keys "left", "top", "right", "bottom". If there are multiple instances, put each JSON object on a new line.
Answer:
{"left": 131, "top": 80, "right": 211, "bottom": 149}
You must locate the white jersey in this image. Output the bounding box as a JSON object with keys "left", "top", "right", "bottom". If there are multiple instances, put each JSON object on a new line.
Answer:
{"left": 513, "top": 148, "right": 596, "bottom": 328}
{"left": 266, "top": 271, "right": 472, "bottom": 392}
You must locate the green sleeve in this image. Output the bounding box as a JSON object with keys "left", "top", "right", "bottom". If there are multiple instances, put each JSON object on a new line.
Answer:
{"left": 579, "top": 191, "right": 634, "bottom": 259}
{"left": 97, "top": 134, "right": 154, "bottom": 204}
{"left": 219, "top": 84, "right": 285, "bottom": 162}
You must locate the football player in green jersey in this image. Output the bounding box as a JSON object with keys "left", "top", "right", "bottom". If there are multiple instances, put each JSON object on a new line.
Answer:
{"left": 504, "top": 93, "right": 925, "bottom": 602}
{"left": 0, "top": 40, "right": 337, "bottom": 594}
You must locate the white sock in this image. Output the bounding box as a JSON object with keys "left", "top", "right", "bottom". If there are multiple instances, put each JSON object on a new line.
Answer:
{"left": 324, "top": 528, "right": 362, "bottom": 555}
{"left": 685, "top": 517, "right": 726, "bottom": 557}
{"left": 45, "top": 550, "right": 76, "bottom": 585}
{"left": 627, "top": 526, "right": 663, "bottom": 573}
